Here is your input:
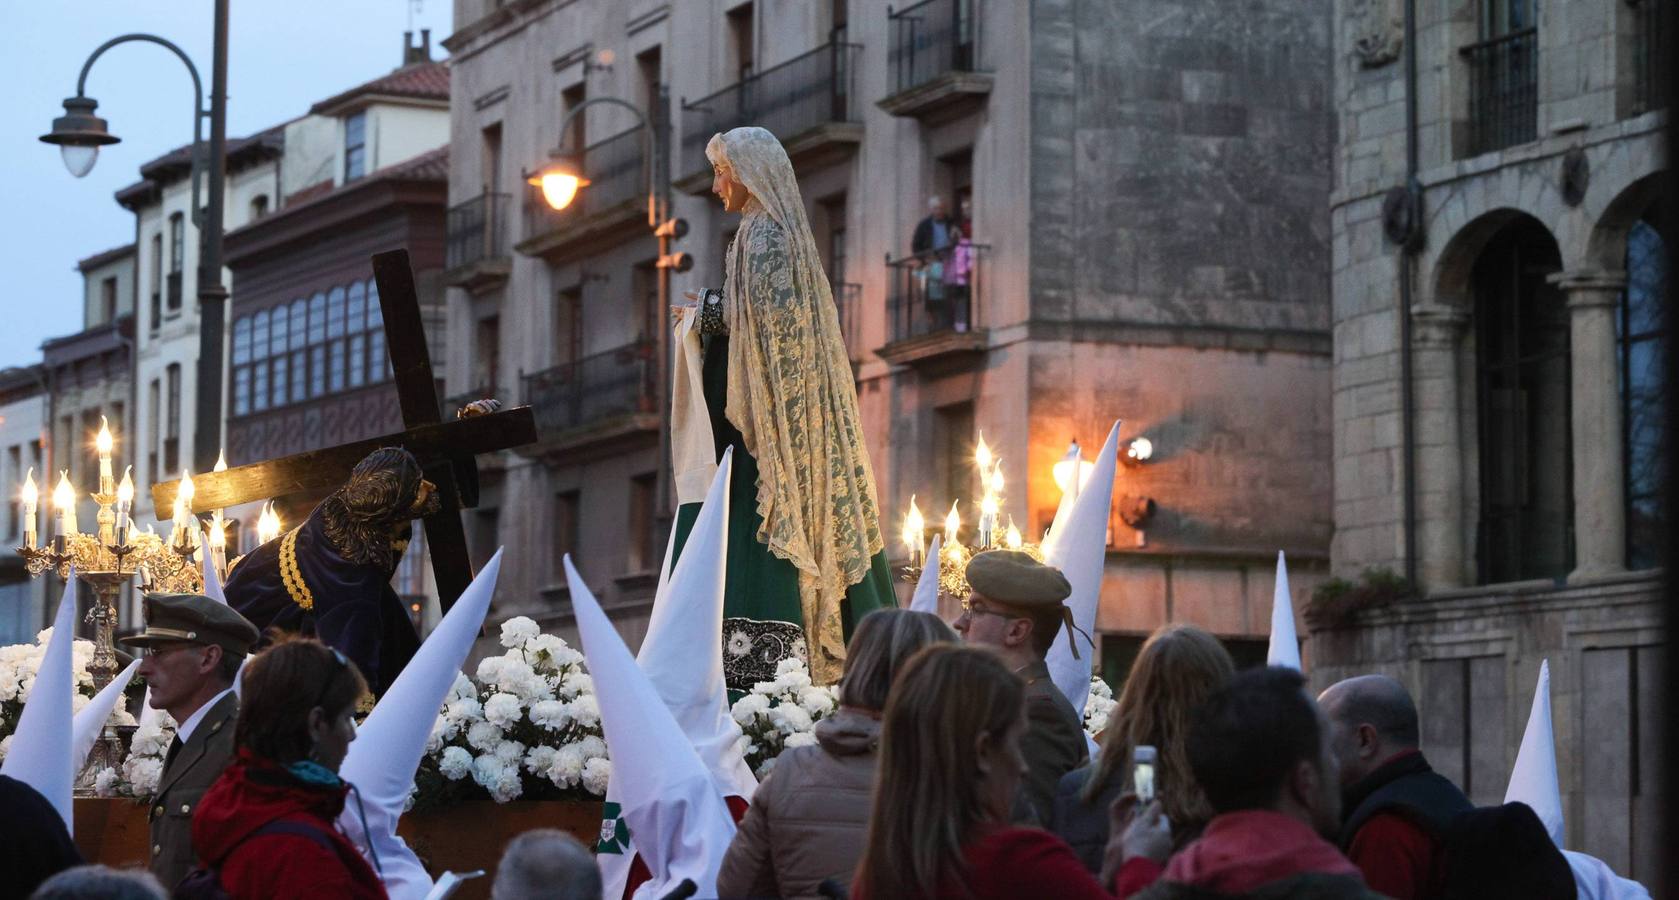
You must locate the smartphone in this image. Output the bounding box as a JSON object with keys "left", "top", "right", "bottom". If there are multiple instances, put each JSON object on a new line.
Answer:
{"left": 1133, "top": 744, "right": 1157, "bottom": 804}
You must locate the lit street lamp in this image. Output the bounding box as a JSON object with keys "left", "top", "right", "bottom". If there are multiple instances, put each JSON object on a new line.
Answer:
{"left": 39, "top": 7, "right": 233, "bottom": 475}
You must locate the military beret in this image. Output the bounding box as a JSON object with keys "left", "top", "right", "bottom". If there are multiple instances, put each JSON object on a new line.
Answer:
{"left": 965, "top": 550, "right": 1072, "bottom": 610}
{"left": 119, "top": 593, "right": 260, "bottom": 657}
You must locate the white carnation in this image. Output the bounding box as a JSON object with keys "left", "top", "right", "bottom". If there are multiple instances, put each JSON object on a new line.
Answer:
{"left": 548, "top": 746, "right": 585, "bottom": 788}
{"left": 769, "top": 702, "right": 813, "bottom": 734}
{"left": 123, "top": 756, "right": 164, "bottom": 794}
{"left": 784, "top": 731, "right": 819, "bottom": 749}
{"left": 499, "top": 616, "right": 541, "bottom": 648}
{"left": 472, "top": 753, "right": 508, "bottom": 788}
{"left": 93, "top": 767, "right": 120, "bottom": 797}
{"left": 581, "top": 757, "right": 611, "bottom": 796}
{"left": 445, "top": 697, "right": 483, "bottom": 726}
{"left": 438, "top": 746, "right": 473, "bottom": 780}
{"left": 567, "top": 695, "right": 599, "bottom": 729}
{"left": 558, "top": 672, "right": 592, "bottom": 699}
{"left": 798, "top": 687, "right": 835, "bottom": 717}
{"left": 487, "top": 768, "right": 523, "bottom": 803}
{"left": 529, "top": 699, "right": 572, "bottom": 731}
{"left": 448, "top": 673, "right": 478, "bottom": 701}
{"left": 483, "top": 693, "right": 523, "bottom": 728}
{"left": 775, "top": 657, "right": 806, "bottom": 677}
{"left": 466, "top": 720, "right": 504, "bottom": 751}
{"left": 524, "top": 745, "right": 559, "bottom": 775}
{"left": 475, "top": 656, "right": 508, "bottom": 686}
{"left": 573, "top": 735, "right": 607, "bottom": 761}
{"left": 731, "top": 693, "right": 769, "bottom": 726}
{"left": 494, "top": 740, "right": 526, "bottom": 764}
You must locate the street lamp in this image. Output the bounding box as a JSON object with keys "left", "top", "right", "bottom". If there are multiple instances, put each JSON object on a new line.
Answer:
{"left": 39, "top": 11, "right": 233, "bottom": 476}
{"left": 528, "top": 91, "right": 692, "bottom": 523}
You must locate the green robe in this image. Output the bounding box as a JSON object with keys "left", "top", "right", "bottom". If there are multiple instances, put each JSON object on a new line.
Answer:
{"left": 669, "top": 330, "right": 895, "bottom": 691}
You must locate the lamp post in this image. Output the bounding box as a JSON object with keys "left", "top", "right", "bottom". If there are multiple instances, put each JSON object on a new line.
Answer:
{"left": 528, "top": 88, "right": 692, "bottom": 525}
{"left": 40, "top": 2, "right": 232, "bottom": 475}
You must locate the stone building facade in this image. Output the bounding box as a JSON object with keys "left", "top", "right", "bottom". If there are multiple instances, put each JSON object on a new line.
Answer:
{"left": 0, "top": 365, "right": 47, "bottom": 644}
{"left": 1318, "top": 0, "right": 1666, "bottom": 876}
{"left": 443, "top": 0, "right": 1337, "bottom": 666}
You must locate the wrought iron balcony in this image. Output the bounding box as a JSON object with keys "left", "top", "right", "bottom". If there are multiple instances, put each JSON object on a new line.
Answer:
{"left": 880, "top": 0, "right": 990, "bottom": 121}
{"left": 1460, "top": 28, "right": 1537, "bottom": 156}
{"left": 521, "top": 340, "right": 658, "bottom": 452}
{"left": 879, "top": 244, "right": 988, "bottom": 367}
{"left": 521, "top": 127, "right": 648, "bottom": 260}
{"left": 678, "top": 41, "right": 863, "bottom": 191}
{"left": 444, "top": 192, "right": 512, "bottom": 291}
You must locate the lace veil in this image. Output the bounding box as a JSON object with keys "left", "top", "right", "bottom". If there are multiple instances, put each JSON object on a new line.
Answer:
{"left": 705, "top": 127, "right": 885, "bottom": 683}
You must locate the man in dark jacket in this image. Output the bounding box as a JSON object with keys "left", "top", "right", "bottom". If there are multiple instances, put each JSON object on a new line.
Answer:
{"left": 120, "top": 593, "right": 259, "bottom": 892}
{"left": 1128, "top": 667, "right": 1383, "bottom": 900}
{"left": 954, "top": 550, "right": 1088, "bottom": 825}
{"left": 0, "top": 775, "right": 82, "bottom": 899}
{"left": 910, "top": 195, "right": 953, "bottom": 258}
{"left": 1318, "top": 674, "right": 1473, "bottom": 899}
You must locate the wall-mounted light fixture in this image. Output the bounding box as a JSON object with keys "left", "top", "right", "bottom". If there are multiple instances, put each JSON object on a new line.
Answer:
{"left": 1123, "top": 437, "right": 1154, "bottom": 466}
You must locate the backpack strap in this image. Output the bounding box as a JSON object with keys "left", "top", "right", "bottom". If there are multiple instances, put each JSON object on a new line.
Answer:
{"left": 250, "top": 818, "right": 358, "bottom": 869}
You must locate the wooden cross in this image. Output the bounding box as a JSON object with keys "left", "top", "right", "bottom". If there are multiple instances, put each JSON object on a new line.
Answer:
{"left": 150, "top": 249, "right": 537, "bottom": 611}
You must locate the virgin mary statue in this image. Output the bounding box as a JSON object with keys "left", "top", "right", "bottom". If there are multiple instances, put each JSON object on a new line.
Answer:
{"left": 670, "top": 126, "right": 895, "bottom": 687}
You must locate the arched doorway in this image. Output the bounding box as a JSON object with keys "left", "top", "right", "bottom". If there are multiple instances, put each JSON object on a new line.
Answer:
{"left": 1471, "top": 216, "right": 1570, "bottom": 584}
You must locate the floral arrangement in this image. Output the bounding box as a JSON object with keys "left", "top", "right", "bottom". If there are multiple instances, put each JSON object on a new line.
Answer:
{"left": 730, "top": 657, "right": 838, "bottom": 777}
{"left": 411, "top": 617, "right": 610, "bottom": 810}
{"left": 95, "top": 712, "right": 175, "bottom": 799}
{"left": 1084, "top": 674, "right": 1117, "bottom": 739}
{"left": 0, "top": 627, "right": 116, "bottom": 761}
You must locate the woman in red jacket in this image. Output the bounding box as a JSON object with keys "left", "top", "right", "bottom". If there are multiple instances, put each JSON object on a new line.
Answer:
{"left": 852, "top": 644, "right": 1119, "bottom": 900}
{"left": 190, "top": 637, "right": 387, "bottom": 899}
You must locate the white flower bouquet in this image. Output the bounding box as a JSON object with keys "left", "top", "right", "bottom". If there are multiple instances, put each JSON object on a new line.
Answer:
{"left": 412, "top": 617, "right": 610, "bottom": 809}
{"left": 1084, "top": 674, "right": 1118, "bottom": 739}
{"left": 95, "top": 712, "right": 176, "bottom": 799}
{"left": 0, "top": 628, "right": 127, "bottom": 763}
{"left": 730, "top": 657, "right": 839, "bottom": 777}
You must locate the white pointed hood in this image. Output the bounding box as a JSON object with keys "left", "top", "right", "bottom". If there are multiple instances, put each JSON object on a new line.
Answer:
{"left": 565, "top": 555, "right": 736, "bottom": 900}
{"left": 908, "top": 535, "right": 942, "bottom": 615}
{"left": 71, "top": 658, "right": 141, "bottom": 775}
{"left": 1042, "top": 420, "right": 1121, "bottom": 714}
{"left": 2, "top": 583, "right": 80, "bottom": 831}
{"left": 202, "top": 549, "right": 226, "bottom": 603}
{"left": 1503, "top": 659, "right": 1563, "bottom": 845}
{"left": 1266, "top": 552, "right": 1301, "bottom": 670}
{"left": 338, "top": 550, "right": 504, "bottom": 900}
{"left": 1564, "top": 850, "right": 1651, "bottom": 900}
{"left": 634, "top": 449, "right": 756, "bottom": 800}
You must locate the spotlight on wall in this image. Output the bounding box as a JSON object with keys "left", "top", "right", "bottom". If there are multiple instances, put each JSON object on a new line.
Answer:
{"left": 1123, "top": 437, "right": 1154, "bottom": 466}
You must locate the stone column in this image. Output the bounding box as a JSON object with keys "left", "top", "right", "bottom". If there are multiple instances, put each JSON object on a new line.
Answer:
{"left": 1411, "top": 303, "right": 1471, "bottom": 591}
{"left": 1550, "top": 270, "right": 1627, "bottom": 579}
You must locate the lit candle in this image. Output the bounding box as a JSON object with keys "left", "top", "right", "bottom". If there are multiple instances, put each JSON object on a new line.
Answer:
{"left": 1004, "top": 518, "right": 1023, "bottom": 550}
{"left": 20, "top": 468, "right": 37, "bottom": 550}
{"left": 115, "top": 466, "right": 134, "bottom": 542}
{"left": 257, "top": 501, "right": 283, "bottom": 545}
{"left": 171, "top": 470, "right": 197, "bottom": 551}
{"left": 207, "top": 511, "right": 227, "bottom": 581}
{"left": 95, "top": 416, "right": 114, "bottom": 496}
{"left": 212, "top": 450, "right": 228, "bottom": 522}
{"left": 944, "top": 500, "right": 960, "bottom": 548}
{"left": 902, "top": 495, "right": 925, "bottom": 569}
{"left": 979, "top": 494, "right": 999, "bottom": 548}
{"left": 974, "top": 434, "right": 993, "bottom": 473}
{"left": 53, "top": 470, "right": 77, "bottom": 536}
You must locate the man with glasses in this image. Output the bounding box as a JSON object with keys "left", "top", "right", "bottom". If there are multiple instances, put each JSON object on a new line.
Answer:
{"left": 954, "top": 549, "right": 1089, "bottom": 825}
{"left": 120, "top": 593, "right": 259, "bottom": 891}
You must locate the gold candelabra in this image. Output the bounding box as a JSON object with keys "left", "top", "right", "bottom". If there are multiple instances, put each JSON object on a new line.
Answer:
{"left": 899, "top": 434, "right": 1041, "bottom": 599}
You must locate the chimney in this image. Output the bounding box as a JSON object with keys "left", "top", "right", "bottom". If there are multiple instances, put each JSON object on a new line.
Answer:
{"left": 403, "top": 29, "right": 432, "bottom": 66}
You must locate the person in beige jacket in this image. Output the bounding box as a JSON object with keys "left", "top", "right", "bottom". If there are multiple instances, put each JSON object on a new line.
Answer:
{"left": 717, "top": 608, "right": 956, "bottom": 899}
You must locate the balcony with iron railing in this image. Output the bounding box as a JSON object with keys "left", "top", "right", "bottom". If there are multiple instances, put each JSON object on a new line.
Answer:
{"left": 677, "top": 41, "right": 864, "bottom": 192}
{"left": 1460, "top": 28, "right": 1537, "bottom": 157}
{"left": 518, "top": 127, "right": 649, "bottom": 262}
{"left": 519, "top": 340, "right": 659, "bottom": 459}
{"left": 443, "top": 192, "right": 512, "bottom": 292}
{"left": 878, "top": 243, "right": 988, "bottom": 368}
{"left": 1631, "top": 0, "right": 1668, "bottom": 115}
{"left": 879, "top": 0, "right": 991, "bottom": 122}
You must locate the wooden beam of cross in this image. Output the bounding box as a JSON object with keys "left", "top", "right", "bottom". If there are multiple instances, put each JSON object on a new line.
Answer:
{"left": 151, "top": 249, "right": 536, "bottom": 611}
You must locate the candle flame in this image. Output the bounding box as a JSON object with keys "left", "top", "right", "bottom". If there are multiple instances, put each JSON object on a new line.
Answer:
{"left": 116, "top": 467, "right": 134, "bottom": 505}
{"left": 208, "top": 513, "right": 226, "bottom": 549}
{"left": 20, "top": 468, "right": 36, "bottom": 508}
{"left": 974, "top": 434, "right": 993, "bottom": 472}
{"left": 178, "top": 469, "right": 196, "bottom": 505}
{"left": 943, "top": 500, "right": 960, "bottom": 543}
{"left": 1005, "top": 518, "right": 1023, "bottom": 550}
{"left": 989, "top": 460, "right": 1005, "bottom": 496}
{"left": 52, "top": 471, "right": 75, "bottom": 509}
{"left": 213, "top": 450, "right": 228, "bottom": 473}
{"left": 257, "top": 502, "right": 283, "bottom": 544}
{"left": 95, "top": 416, "right": 113, "bottom": 455}
{"left": 980, "top": 494, "right": 999, "bottom": 517}
{"left": 902, "top": 494, "right": 924, "bottom": 549}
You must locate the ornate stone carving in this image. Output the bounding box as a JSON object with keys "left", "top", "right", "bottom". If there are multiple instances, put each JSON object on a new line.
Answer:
{"left": 1348, "top": 0, "right": 1403, "bottom": 68}
{"left": 1561, "top": 148, "right": 1590, "bottom": 207}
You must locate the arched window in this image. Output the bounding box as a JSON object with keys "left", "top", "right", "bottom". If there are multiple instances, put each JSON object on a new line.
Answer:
{"left": 251, "top": 309, "right": 270, "bottom": 362}
{"left": 1473, "top": 217, "right": 1571, "bottom": 583}
{"left": 232, "top": 317, "right": 251, "bottom": 366}
{"left": 347, "top": 281, "right": 367, "bottom": 335}
{"left": 269, "top": 306, "right": 288, "bottom": 357}
{"left": 1621, "top": 214, "right": 1666, "bottom": 570}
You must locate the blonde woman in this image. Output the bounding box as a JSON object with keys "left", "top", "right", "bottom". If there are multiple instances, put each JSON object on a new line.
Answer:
{"left": 717, "top": 609, "right": 957, "bottom": 899}
{"left": 853, "top": 645, "right": 1118, "bottom": 899}
{"left": 1050, "top": 625, "right": 1235, "bottom": 878}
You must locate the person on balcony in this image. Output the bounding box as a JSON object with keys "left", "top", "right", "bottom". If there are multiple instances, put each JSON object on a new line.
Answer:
{"left": 675, "top": 125, "right": 896, "bottom": 689}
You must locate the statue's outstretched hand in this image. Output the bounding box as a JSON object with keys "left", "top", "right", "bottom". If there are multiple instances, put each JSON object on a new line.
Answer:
{"left": 457, "top": 398, "right": 503, "bottom": 419}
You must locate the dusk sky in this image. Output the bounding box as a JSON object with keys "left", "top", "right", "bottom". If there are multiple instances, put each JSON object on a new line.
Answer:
{"left": 0, "top": 1, "right": 453, "bottom": 367}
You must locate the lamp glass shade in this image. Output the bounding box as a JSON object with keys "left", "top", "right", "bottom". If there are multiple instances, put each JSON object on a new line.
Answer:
{"left": 531, "top": 168, "right": 591, "bottom": 211}
{"left": 60, "top": 144, "right": 98, "bottom": 178}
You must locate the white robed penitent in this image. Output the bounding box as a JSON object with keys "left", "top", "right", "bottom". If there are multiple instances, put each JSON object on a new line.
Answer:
{"left": 1042, "top": 420, "right": 1121, "bottom": 717}
{"left": 337, "top": 550, "right": 504, "bottom": 900}
{"left": 2, "top": 582, "right": 80, "bottom": 831}
{"left": 566, "top": 555, "right": 737, "bottom": 900}
{"left": 1266, "top": 551, "right": 1301, "bottom": 670}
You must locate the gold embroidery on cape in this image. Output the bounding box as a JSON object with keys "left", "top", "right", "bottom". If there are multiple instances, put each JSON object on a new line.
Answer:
{"left": 708, "top": 128, "right": 886, "bottom": 684}
{"left": 278, "top": 528, "right": 316, "bottom": 611}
